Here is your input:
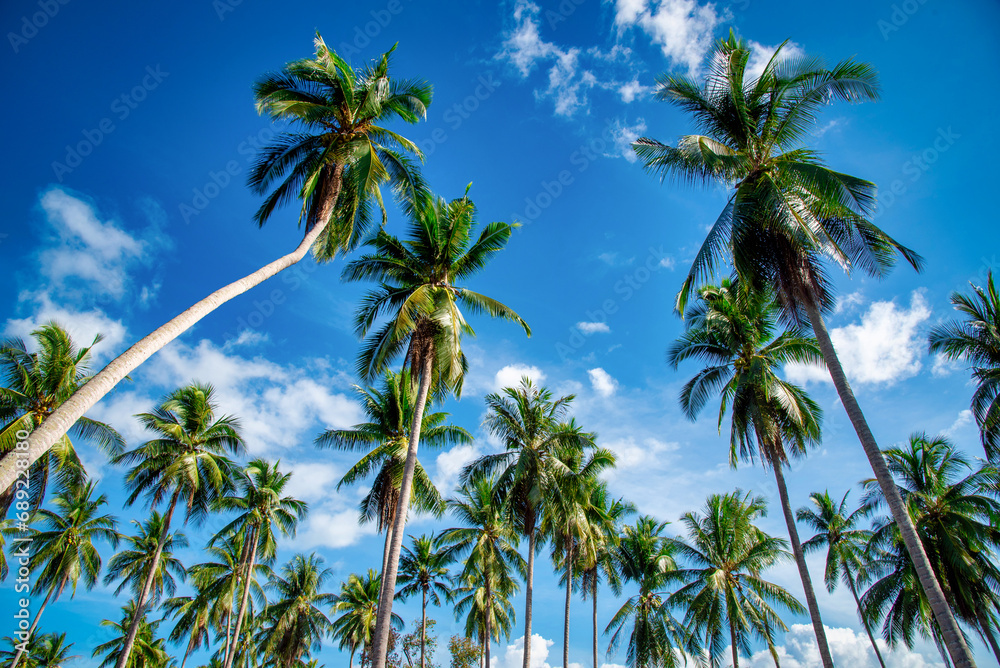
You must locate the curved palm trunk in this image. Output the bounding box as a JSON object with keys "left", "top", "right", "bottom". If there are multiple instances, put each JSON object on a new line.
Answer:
{"left": 421, "top": 587, "right": 428, "bottom": 668}
{"left": 370, "top": 350, "right": 435, "bottom": 668}
{"left": 770, "top": 463, "right": 834, "bottom": 668}
{"left": 846, "top": 575, "right": 887, "bottom": 668}
{"left": 0, "top": 166, "right": 346, "bottom": 497}
{"left": 591, "top": 577, "right": 598, "bottom": 668}
{"left": 180, "top": 643, "right": 193, "bottom": 668}
{"left": 10, "top": 582, "right": 56, "bottom": 668}
{"left": 223, "top": 525, "right": 258, "bottom": 668}
{"left": 804, "top": 300, "right": 976, "bottom": 668}
{"left": 523, "top": 523, "right": 536, "bottom": 668}
{"left": 115, "top": 488, "right": 181, "bottom": 668}
{"left": 485, "top": 577, "right": 492, "bottom": 668}
{"left": 563, "top": 542, "right": 573, "bottom": 668}
{"left": 729, "top": 613, "right": 740, "bottom": 668}
{"left": 350, "top": 645, "right": 356, "bottom": 668}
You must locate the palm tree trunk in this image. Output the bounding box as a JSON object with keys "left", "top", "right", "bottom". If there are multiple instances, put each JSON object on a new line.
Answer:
{"left": 421, "top": 587, "right": 427, "bottom": 668}
{"left": 11, "top": 583, "right": 55, "bottom": 668}
{"left": 771, "top": 463, "right": 834, "bottom": 668}
{"left": 382, "top": 525, "right": 394, "bottom": 577}
{"left": 804, "top": 299, "right": 976, "bottom": 668}
{"left": 729, "top": 613, "right": 740, "bottom": 668}
{"left": 485, "top": 576, "right": 493, "bottom": 668}
{"left": 591, "top": 577, "right": 598, "bottom": 668}
{"left": 523, "top": 521, "right": 536, "bottom": 668}
{"left": 0, "top": 165, "right": 347, "bottom": 497}
{"left": 224, "top": 525, "right": 258, "bottom": 668}
{"left": 180, "top": 644, "right": 193, "bottom": 668}
{"left": 350, "top": 645, "right": 356, "bottom": 668}
{"left": 115, "top": 488, "right": 181, "bottom": 668}
{"left": 563, "top": 542, "right": 573, "bottom": 668}
{"left": 224, "top": 608, "right": 233, "bottom": 661}
{"left": 369, "top": 349, "right": 435, "bottom": 668}
{"left": 846, "top": 574, "right": 887, "bottom": 668}
{"left": 976, "top": 606, "right": 1000, "bottom": 662}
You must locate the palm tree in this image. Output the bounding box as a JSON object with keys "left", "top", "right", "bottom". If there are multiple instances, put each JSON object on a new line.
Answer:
{"left": 605, "top": 516, "right": 697, "bottom": 668}
{"left": 315, "top": 370, "right": 470, "bottom": 572}
{"left": 103, "top": 512, "right": 188, "bottom": 603}
{"left": 0, "top": 518, "right": 17, "bottom": 581}
{"left": 451, "top": 567, "right": 519, "bottom": 668}
{"left": 331, "top": 570, "right": 402, "bottom": 668}
{"left": 163, "top": 585, "right": 215, "bottom": 668}
{"left": 11, "top": 480, "right": 118, "bottom": 668}
{"left": 256, "top": 554, "right": 338, "bottom": 668}
{"left": 112, "top": 383, "right": 244, "bottom": 668}
{"left": 671, "top": 490, "right": 804, "bottom": 668}
{"left": 439, "top": 474, "right": 526, "bottom": 668}
{"left": 5, "top": 35, "right": 433, "bottom": 501}
{"left": 343, "top": 187, "right": 530, "bottom": 668}
{"left": 0, "top": 323, "right": 124, "bottom": 514}
{"left": 2, "top": 632, "right": 79, "bottom": 668}
{"left": 461, "top": 379, "right": 573, "bottom": 668}
{"left": 668, "top": 278, "right": 834, "bottom": 665}
{"left": 396, "top": 535, "right": 453, "bottom": 668}
{"left": 797, "top": 490, "right": 887, "bottom": 667}
{"left": 213, "top": 459, "right": 307, "bottom": 668}
{"left": 633, "top": 33, "right": 974, "bottom": 667}
{"left": 929, "top": 272, "right": 1000, "bottom": 460}
{"left": 860, "top": 433, "right": 1000, "bottom": 660}
{"left": 93, "top": 602, "right": 171, "bottom": 668}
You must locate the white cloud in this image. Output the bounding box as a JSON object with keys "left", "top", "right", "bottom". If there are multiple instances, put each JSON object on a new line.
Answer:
{"left": 613, "top": 0, "right": 725, "bottom": 75}
{"left": 741, "top": 624, "right": 943, "bottom": 668}
{"left": 604, "top": 436, "right": 678, "bottom": 469}
{"left": 577, "top": 321, "right": 611, "bottom": 334}
{"left": 434, "top": 443, "right": 482, "bottom": 494}
{"left": 931, "top": 352, "right": 963, "bottom": 378}
{"left": 745, "top": 39, "right": 805, "bottom": 81}
{"left": 618, "top": 79, "right": 649, "bottom": 103}
{"left": 607, "top": 118, "right": 648, "bottom": 162}
{"left": 588, "top": 368, "right": 619, "bottom": 397}
{"left": 296, "top": 507, "right": 379, "bottom": 550}
{"left": 834, "top": 290, "right": 864, "bottom": 315}
{"left": 658, "top": 256, "right": 676, "bottom": 270}
{"left": 491, "top": 634, "right": 555, "bottom": 668}
{"left": 785, "top": 291, "right": 932, "bottom": 387}
{"left": 4, "top": 292, "right": 127, "bottom": 362}
{"left": 494, "top": 364, "right": 547, "bottom": 392}
{"left": 943, "top": 409, "right": 974, "bottom": 438}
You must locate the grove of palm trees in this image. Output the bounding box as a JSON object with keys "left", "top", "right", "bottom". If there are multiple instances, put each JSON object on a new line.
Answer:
{"left": 3, "top": 3, "right": 999, "bottom": 668}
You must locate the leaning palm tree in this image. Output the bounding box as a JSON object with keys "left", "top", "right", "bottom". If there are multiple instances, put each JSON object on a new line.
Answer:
{"left": 11, "top": 480, "right": 118, "bottom": 668}
{"left": 331, "top": 570, "right": 402, "bottom": 668}
{"left": 0, "top": 323, "right": 124, "bottom": 514}
{"left": 343, "top": 187, "right": 530, "bottom": 668}
{"left": 111, "top": 383, "right": 244, "bottom": 668}
{"left": 93, "top": 602, "right": 171, "bottom": 668}
{"left": 315, "top": 369, "right": 470, "bottom": 572}
{"left": 798, "top": 490, "right": 887, "bottom": 667}
{"left": 103, "top": 512, "right": 188, "bottom": 604}
{"left": 213, "top": 459, "right": 307, "bottom": 668}
{"left": 671, "top": 490, "right": 804, "bottom": 668}
{"left": 929, "top": 272, "right": 1000, "bottom": 460}
{"left": 460, "top": 379, "right": 574, "bottom": 668}
{"left": 396, "top": 535, "right": 453, "bottom": 668}
{"left": 668, "top": 278, "right": 834, "bottom": 665}
{"left": 4, "top": 35, "right": 432, "bottom": 501}
{"left": 633, "top": 33, "right": 973, "bottom": 667}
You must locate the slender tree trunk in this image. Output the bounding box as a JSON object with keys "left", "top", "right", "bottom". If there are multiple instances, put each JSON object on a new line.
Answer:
{"left": 115, "top": 488, "right": 181, "bottom": 668}
{"left": 180, "top": 644, "right": 192, "bottom": 668}
{"left": 224, "top": 525, "right": 258, "bottom": 668}
{"left": 0, "top": 165, "right": 347, "bottom": 497}
{"left": 976, "top": 606, "right": 1000, "bottom": 662}
{"left": 350, "top": 646, "right": 356, "bottom": 668}
{"left": 523, "top": 523, "right": 536, "bottom": 668}
{"left": 563, "top": 542, "right": 573, "bottom": 668}
{"left": 804, "top": 299, "right": 976, "bottom": 668}
{"left": 846, "top": 575, "right": 887, "bottom": 668}
{"left": 591, "top": 578, "right": 598, "bottom": 668}
{"left": 370, "top": 350, "right": 435, "bottom": 668}
{"left": 485, "top": 576, "right": 492, "bottom": 668}
{"left": 771, "top": 463, "right": 834, "bottom": 668}
{"left": 730, "top": 614, "right": 740, "bottom": 668}
{"left": 224, "top": 608, "right": 233, "bottom": 661}
{"left": 382, "top": 524, "right": 394, "bottom": 577}
{"left": 10, "top": 583, "right": 55, "bottom": 668}
{"left": 421, "top": 587, "right": 427, "bottom": 668}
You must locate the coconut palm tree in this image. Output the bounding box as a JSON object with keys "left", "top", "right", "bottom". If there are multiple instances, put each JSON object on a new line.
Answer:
{"left": 605, "top": 516, "right": 697, "bottom": 668}
{"left": 460, "top": 379, "right": 573, "bottom": 668}
{"left": 343, "top": 188, "right": 530, "bottom": 668}
{"left": 256, "top": 554, "right": 338, "bottom": 668}
{"left": 396, "top": 535, "right": 453, "bottom": 668}
{"left": 439, "top": 474, "right": 526, "bottom": 668}
{"left": 0, "top": 323, "right": 124, "bottom": 514}
{"left": 5, "top": 35, "right": 433, "bottom": 502}
{"left": 0, "top": 518, "right": 17, "bottom": 581}
{"left": 331, "top": 570, "right": 402, "bottom": 668}
{"left": 668, "top": 278, "right": 833, "bottom": 665}
{"left": 11, "top": 480, "right": 118, "bottom": 668}
{"left": 103, "top": 512, "right": 188, "bottom": 604}
{"left": 633, "top": 33, "right": 973, "bottom": 667}
{"left": 93, "top": 602, "right": 171, "bottom": 668}
{"left": 797, "top": 490, "right": 887, "bottom": 667}
{"left": 929, "top": 272, "right": 1000, "bottom": 460}
{"left": 111, "top": 383, "right": 244, "bottom": 668}
{"left": 2, "top": 632, "right": 79, "bottom": 668}
{"left": 213, "top": 459, "right": 307, "bottom": 668}
{"left": 315, "top": 370, "right": 470, "bottom": 572}
{"left": 163, "top": 586, "right": 215, "bottom": 668}
{"left": 671, "top": 490, "right": 803, "bottom": 668}
{"left": 860, "top": 433, "right": 1000, "bottom": 660}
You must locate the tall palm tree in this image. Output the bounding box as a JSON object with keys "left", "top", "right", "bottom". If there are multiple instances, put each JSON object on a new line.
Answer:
{"left": 11, "top": 480, "right": 118, "bottom": 668}
{"left": 671, "top": 490, "right": 804, "bottom": 668}
{"left": 343, "top": 187, "right": 530, "bottom": 668}
{"left": 605, "top": 516, "right": 697, "bottom": 668}
{"left": 2, "top": 632, "right": 79, "bottom": 668}
{"left": 93, "top": 602, "right": 171, "bottom": 668}
{"left": 103, "top": 512, "right": 188, "bottom": 604}
{"left": 256, "top": 554, "right": 338, "bottom": 668}
{"left": 929, "top": 272, "right": 1000, "bottom": 460}
{"left": 632, "top": 33, "right": 973, "bottom": 667}
{"left": 396, "top": 534, "right": 453, "bottom": 668}
{"left": 451, "top": 566, "right": 519, "bottom": 668}
{"left": 213, "top": 459, "right": 307, "bottom": 668}
{"left": 461, "top": 379, "right": 573, "bottom": 668}
{"left": 315, "top": 370, "right": 470, "bottom": 572}
{"left": 5, "top": 35, "right": 433, "bottom": 500}
{"left": 163, "top": 585, "right": 216, "bottom": 668}
{"left": 668, "top": 278, "right": 834, "bottom": 665}
{"left": 0, "top": 323, "right": 123, "bottom": 514}
{"left": 331, "top": 570, "right": 402, "bottom": 668}
{"left": 860, "top": 433, "right": 1000, "bottom": 660}
{"left": 439, "top": 474, "right": 526, "bottom": 668}
{"left": 112, "top": 383, "right": 244, "bottom": 668}
{"left": 797, "top": 490, "right": 887, "bottom": 667}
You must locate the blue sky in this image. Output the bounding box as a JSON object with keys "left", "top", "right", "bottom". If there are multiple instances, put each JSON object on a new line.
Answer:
{"left": 2, "top": 0, "right": 1000, "bottom": 666}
